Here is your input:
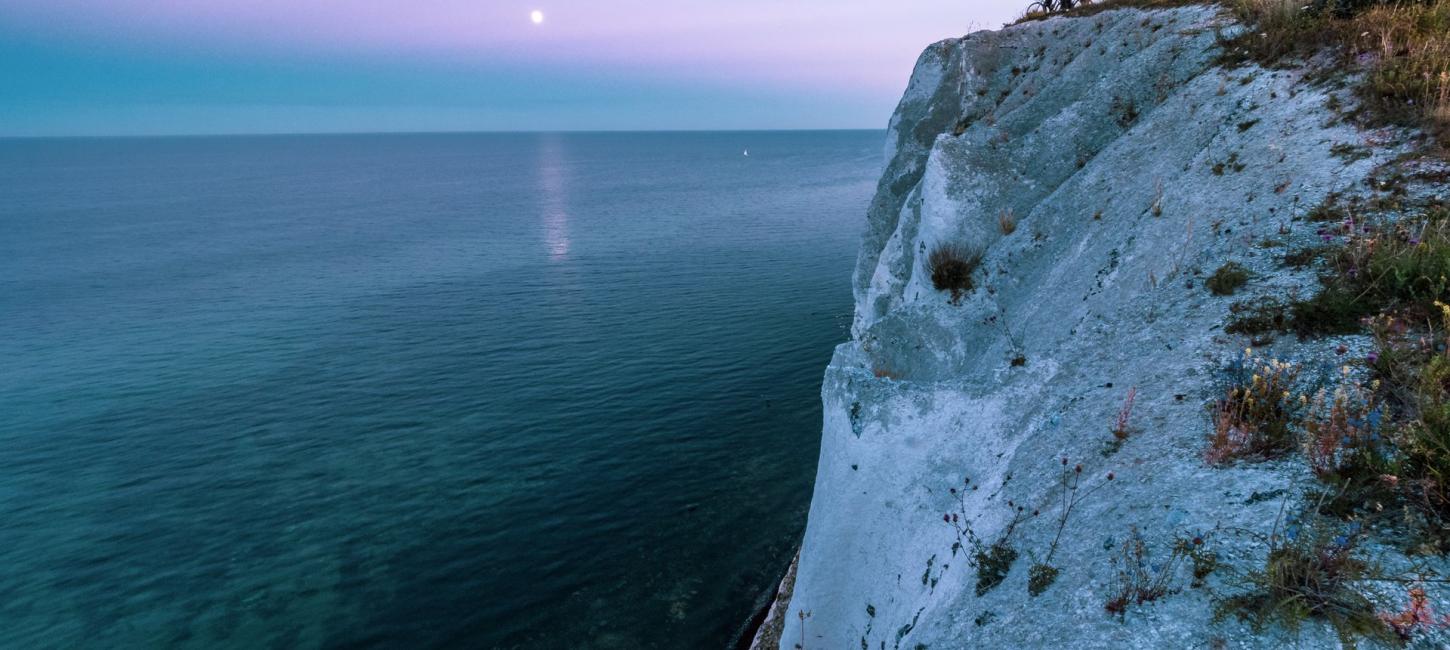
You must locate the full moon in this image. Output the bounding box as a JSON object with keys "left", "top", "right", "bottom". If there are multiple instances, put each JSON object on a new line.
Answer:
{"left": 530, "top": 10, "right": 544, "bottom": 24}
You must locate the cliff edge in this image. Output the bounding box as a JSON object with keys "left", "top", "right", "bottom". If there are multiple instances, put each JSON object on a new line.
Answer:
{"left": 782, "top": 4, "right": 1450, "bottom": 648}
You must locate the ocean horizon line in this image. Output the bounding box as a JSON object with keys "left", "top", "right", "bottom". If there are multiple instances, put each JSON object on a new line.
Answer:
{"left": 0, "top": 127, "right": 888, "bottom": 141}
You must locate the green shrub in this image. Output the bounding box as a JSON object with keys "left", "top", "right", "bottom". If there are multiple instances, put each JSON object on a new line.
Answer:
{"left": 1226, "top": 300, "right": 1290, "bottom": 336}
{"left": 1289, "top": 288, "right": 1371, "bottom": 336}
{"left": 1216, "top": 510, "right": 1394, "bottom": 648}
{"left": 1207, "top": 262, "right": 1252, "bottom": 295}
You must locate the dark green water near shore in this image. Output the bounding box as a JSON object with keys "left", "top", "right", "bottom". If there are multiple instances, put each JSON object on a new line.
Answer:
{"left": 0, "top": 131, "right": 881, "bottom": 648}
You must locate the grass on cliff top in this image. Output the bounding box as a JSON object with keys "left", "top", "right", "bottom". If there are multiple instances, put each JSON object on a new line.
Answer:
{"left": 1224, "top": 0, "right": 1450, "bottom": 148}
{"left": 1012, "top": 0, "right": 1450, "bottom": 149}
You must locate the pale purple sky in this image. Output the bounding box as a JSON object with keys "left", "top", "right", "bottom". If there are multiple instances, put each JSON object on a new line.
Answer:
{"left": 0, "top": 1, "right": 1024, "bottom": 135}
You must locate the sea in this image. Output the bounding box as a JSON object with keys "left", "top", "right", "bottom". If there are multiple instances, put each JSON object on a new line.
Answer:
{"left": 0, "top": 130, "right": 883, "bottom": 648}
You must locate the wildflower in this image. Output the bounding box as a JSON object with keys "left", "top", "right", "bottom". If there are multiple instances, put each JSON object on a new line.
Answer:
{"left": 1106, "top": 472, "right": 1115, "bottom": 481}
{"left": 1381, "top": 474, "right": 1400, "bottom": 487}
{"left": 1333, "top": 535, "right": 1349, "bottom": 547}
{"left": 1367, "top": 351, "right": 1379, "bottom": 364}
{"left": 944, "top": 514, "right": 951, "bottom": 522}
{"left": 1074, "top": 464, "right": 1082, "bottom": 474}
{"left": 950, "top": 488, "right": 957, "bottom": 494}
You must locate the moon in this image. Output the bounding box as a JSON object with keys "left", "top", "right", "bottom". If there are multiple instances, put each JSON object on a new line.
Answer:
{"left": 530, "top": 10, "right": 544, "bottom": 24}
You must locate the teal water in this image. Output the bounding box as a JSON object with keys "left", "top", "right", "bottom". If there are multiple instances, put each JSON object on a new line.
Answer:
{"left": 0, "top": 131, "right": 881, "bottom": 648}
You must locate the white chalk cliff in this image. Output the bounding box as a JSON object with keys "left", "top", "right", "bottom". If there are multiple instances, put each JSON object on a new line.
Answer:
{"left": 778, "top": 5, "right": 1422, "bottom": 648}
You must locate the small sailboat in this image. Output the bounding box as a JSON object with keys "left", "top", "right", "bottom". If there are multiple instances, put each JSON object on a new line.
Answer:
{"left": 743, "top": 149, "right": 749, "bottom": 157}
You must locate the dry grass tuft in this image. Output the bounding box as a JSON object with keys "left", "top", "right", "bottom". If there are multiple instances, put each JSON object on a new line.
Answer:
{"left": 998, "top": 208, "right": 1019, "bottom": 235}
{"left": 926, "top": 243, "right": 984, "bottom": 304}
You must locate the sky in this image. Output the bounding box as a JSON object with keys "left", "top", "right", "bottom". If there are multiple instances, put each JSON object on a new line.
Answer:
{"left": 0, "top": 1, "right": 1024, "bottom": 136}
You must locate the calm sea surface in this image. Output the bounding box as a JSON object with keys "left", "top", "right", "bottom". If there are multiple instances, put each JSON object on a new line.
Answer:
{"left": 0, "top": 131, "right": 881, "bottom": 648}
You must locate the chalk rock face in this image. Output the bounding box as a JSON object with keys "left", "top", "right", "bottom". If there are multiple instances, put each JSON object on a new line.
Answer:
{"left": 786, "top": 5, "right": 1396, "bottom": 648}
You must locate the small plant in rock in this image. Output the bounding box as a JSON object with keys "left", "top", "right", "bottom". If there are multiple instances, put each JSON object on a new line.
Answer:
{"left": 1206, "top": 262, "right": 1251, "bottom": 296}
{"left": 794, "top": 609, "right": 812, "bottom": 650}
{"left": 974, "top": 531, "right": 1021, "bottom": 597}
{"left": 1303, "top": 377, "right": 1392, "bottom": 484}
{"left": 1112, "top": 95, "right": 1140, "bottom": 128}
{"left": 1211, "top": 152, "right": 1245, "bottom": 176}
{"left": 1207, "top": 351, "right": 1308, "bottom": 463}
{"left": 1112, "top": 386, "right": 1137, "bottom": 440}
{"left": 1103, "top": 526, "right": 1185, "bottom": 616}
{"left": 1302, "top": 375, "right": 1403, "bottom": 518}
{"left": 1029, "top": 460, "right": 1115, "bottom": 596}
{"left": 1180, "top": 533, "right": 1220, "bottom": 588}
{"left": 998, "top": 208, "right": 1018, "bottom": 235}
{"left": 926, "top": 243, "right": 983, "bottom": 305}
{"left": 1226, "top": 299, "right": 1290, "bottom": 337}
{"left": 1104, "top": 387, "right": 1137, "bottom": 455}
{"left": 943, "top": 477, "right": 1032, "bottom": 597}
{"left": 969, "top": 503, "right": 1031, "bottom": 597}
{"left": 1216, "top": 506, "right": 1394, "bottom": 648}
{"left": 1283, "top": 246, "right": 1327, "bottom": 268}
{"left": 1379, "top": 583, "right": 1450, "bottom": 641}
